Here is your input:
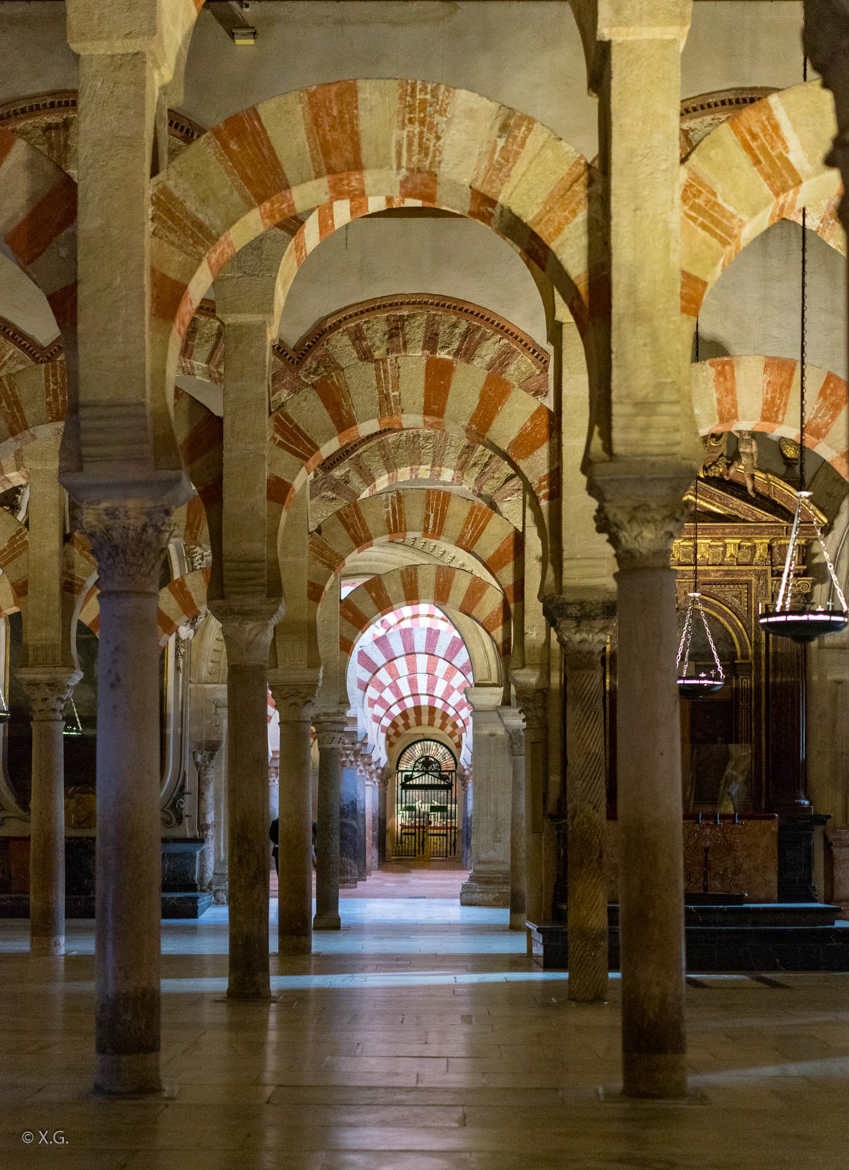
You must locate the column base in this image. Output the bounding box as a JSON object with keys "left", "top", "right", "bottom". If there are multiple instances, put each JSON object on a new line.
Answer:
{"left": 509, "top": 910, "right": 526, "bottom": 930}
{"left": 622, "top": 1052, "right": 688, "bottom": 1099}
{"left": 30, "top": 933, "right": 64, "bottom": 956}
{"left": 277, "top": 933, "right": 311, "bottom": 955}
{"left": 226, "top": 987, "right": 273, "bottom": 1001}
{"left": 460, "top": 869, "right": 510, "bottom": 907}
{"left": 212, "top": 875, "right": 228, "bottom": 905}
{"left": 94, "top": 1052, "right": 161, "bottom": 1097}
{"left": 313, "top": 912, "right": 341, "bottom": 930}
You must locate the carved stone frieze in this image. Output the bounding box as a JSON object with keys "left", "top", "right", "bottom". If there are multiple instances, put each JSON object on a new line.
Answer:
{"left": 82, "top": 501, "right": 173, "bottom": 592}
{"left": 17, "top": 667, "right": 82, "bottom": 721}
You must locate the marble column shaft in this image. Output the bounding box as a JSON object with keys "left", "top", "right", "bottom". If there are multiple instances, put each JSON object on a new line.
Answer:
{"left": 501, "top": 711, "right": 527, "bottom": 931}
{"left": 214, "top": 602, "right": 279, "bottom": 999}
{"left": 514, "top": 681, "right": 548, "bottom": 923}
{"left": 549, "top": 599, "right": 615, "bottom": 1004}
{"left": 313, "top": 712, "right": 347, "bottom": 930}
{"left": 595, "top": 486, "right": 689, "bottom": 1098}
{"left": 192, "top": 743, "right": 220, "bottom": 892}
{"left": 84, "top": 501, "right": 172, "bottom": 1096}
{"left": 460, "top": 686, "right": 511, "bottom": 907}
{"left": 268, "top": 680, "right": 315, "bottom": 954}
{"left": 19, "top": 668, "right": 81, "bottom": 957}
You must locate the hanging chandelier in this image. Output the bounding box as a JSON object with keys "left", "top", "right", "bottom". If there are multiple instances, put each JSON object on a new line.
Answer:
{"left": 676, "top": 473, "right": 726, "bottom": 699}
{"left": 758, "top": 206, "right": 848, "bottom": 644}
{"left": 62, "top": 694, "right": 84, "bottom": 738}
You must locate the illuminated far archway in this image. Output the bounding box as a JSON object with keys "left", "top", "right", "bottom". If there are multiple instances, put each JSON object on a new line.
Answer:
{"left": 347, "top": 602, "right": 474, "bottom": 764}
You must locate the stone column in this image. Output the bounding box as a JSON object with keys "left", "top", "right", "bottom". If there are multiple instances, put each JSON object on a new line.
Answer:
{"left": 461, "top": 686, "right": 511, "bottom": 906}
{"left": 547, "top": 598, "right": 616, "bottom": 1003}
{"left": 501, "top": 708, "right": 527, "bottom": 930}
{"left": 593, "top": 475, "right": 689, "bottom": 1098}
{"left": 356, "top": 756, "right": 368, "bottom": 880}
{"left": 18, "top": 667, "right": 81, "bottom": 956}
{"left": 211, "top": 697, "right": 229, "bottom": 905}
{"left": 268, "top": 675, "right": 316, "bottom": 954}
{"left": 83, "top": 500, "right": 172, "bottom": 1096}
{"left": 313, "top": 710, "right": 347, "bottom": 930}
{"left": 212, "top": 600, "right": 280, "bottom": 999}
{"left": 339, "top": 732, "right": 360, "bottom": 888}
{"left": 192, "top": 742, "right": 220, "bottom": 893}
{"left": 268, "top": 751, "right": 280, "bottom": 824}
{"left": 513, "top": 677, "right": 548, "bottom": 924}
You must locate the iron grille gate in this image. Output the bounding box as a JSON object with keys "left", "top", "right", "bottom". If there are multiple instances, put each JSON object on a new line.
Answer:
{"left": 394, "top": 755, "right": 458, "bottom": 859}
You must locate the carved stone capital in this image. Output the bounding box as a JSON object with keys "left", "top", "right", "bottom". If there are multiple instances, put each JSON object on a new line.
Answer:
{"left": 209, "top": 597, "right": 283, "bottom": 667}
{"left": 268, "top": 668, "right": 319, "bottom": 724}
{"left": 340, "top": 730, "right": 360, "bottom": 768}
{"left": 17, "top": 666, "right": 81, "bottom": 722}
{"left": 590, "top": 462, "right": 690, "bottom": 572}
{"left": 513, "top": 684, "right": 548, "bottom": 731}
{"left": 543, "top": 596, "right": 616, "bottom": 667}
{"left": 192, "top": 743, "right": 221, "bottom": 777}
{"left": 313, "top": 711, "right": 348, "bottom": 751}
{"left": 81, "top": 500, "right": 173, "bottom": 592}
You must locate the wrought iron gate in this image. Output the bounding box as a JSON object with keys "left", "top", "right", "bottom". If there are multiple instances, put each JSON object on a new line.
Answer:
{"left": 394, "top": 744, "right": 458, "bottom": 859}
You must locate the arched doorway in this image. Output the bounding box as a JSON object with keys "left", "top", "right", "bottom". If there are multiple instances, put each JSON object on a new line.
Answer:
{"left": 392, "top": 739, "right": 459, "bottom": 862}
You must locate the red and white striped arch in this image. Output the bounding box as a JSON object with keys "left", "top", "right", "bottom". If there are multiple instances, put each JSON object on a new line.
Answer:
{"left": 385, "top": 705, "right": 466, "bottom": 756}
{"left": 376, "top": 691, "right": 471, "bottom": 739}
{"left": 365, "top": 658, "right": 473, "bottom": 725}
{"left": 680, "top": 82, "right": 843, "bottom": 322}
{"left": 267, "top": 356, "right": 555, "bottom": 559}
{"left": 692, "top": 356, "right": 849, "bottom": 479}
{"left": 309, "top": 488, "right": 520, "bottom": 612}
{"left": 352, "top": 622, "right": 472, "bottom": 695}
{"left": 340, "top": 564, "right": 509, "bottom": 657}
{"left": 149, "top": 78, "right": 590, "bottom": 408}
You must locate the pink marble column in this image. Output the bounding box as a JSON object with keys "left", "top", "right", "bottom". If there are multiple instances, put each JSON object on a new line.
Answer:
{"left": 83, "top": 500, "right": 172, "bottom": 1096}
{"left": 268, "top": 675, "right": 316, "bottom": 954}
{"left": 501, "top": 711, "right": 527, "bottom": 931}
{"left": 18, "top": 667, "right": 81, "bottom": 957}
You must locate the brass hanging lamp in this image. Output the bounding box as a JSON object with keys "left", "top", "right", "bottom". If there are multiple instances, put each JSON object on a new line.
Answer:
{"left": 758, "top": 207, "right": 848, "bottom": 643}
{"left": 676, "top": 472, "right": 726, "bottom": 699}
{"left": 62, "top": 694, "right": 84, "bottom": 738}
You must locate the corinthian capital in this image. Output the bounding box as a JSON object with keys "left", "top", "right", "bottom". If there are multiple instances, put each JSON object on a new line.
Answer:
{"left": 82, "top": 500, "right": 173, "bottom": 591}
{"left": 589, "top": 461, "right": 690, "bottom": 572}
{"left": 18, "top": 666, "right": 82, "bottom": 721}
{"left": 543, "top": 596, "right": 616, "bottom": 667}
{"left": 268, "top": 668, "right": 320, "bottom": 723}
{"left": 209, "top": 597, "right": 283, "bottom": 667}
{"left": 313, "top": 710, "right": 348, "bottom": 751}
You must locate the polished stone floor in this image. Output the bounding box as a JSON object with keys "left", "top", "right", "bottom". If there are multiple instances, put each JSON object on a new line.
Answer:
{"left": 2, "top": 869, "right": 849, "bottom": 1168}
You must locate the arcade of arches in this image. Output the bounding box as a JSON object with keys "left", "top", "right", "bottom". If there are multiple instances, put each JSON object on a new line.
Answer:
{"left": 4, "top": 0, "right": 849, "bottom": 1155}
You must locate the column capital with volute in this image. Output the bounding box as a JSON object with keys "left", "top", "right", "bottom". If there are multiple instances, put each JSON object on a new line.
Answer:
{"left": 82, "top": 500, "right": 174, "bottom": 592}
{"left": 209, "top": 598, "right": 284, "bottom": 667}
{"left": 543, "top": 596, "right": 616, "bottom": 667}
{"left": 268, "top": 668, "right": 320, "bottom": 725}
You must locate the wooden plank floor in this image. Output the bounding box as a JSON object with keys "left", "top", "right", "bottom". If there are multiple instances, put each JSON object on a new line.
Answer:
{"left": 1, "top": 868, "right": 848, "bottom": 1168}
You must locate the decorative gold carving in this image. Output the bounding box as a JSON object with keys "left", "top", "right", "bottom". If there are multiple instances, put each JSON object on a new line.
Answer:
{"left": 81, "top": 501, "right": 172, "bottom": 592}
